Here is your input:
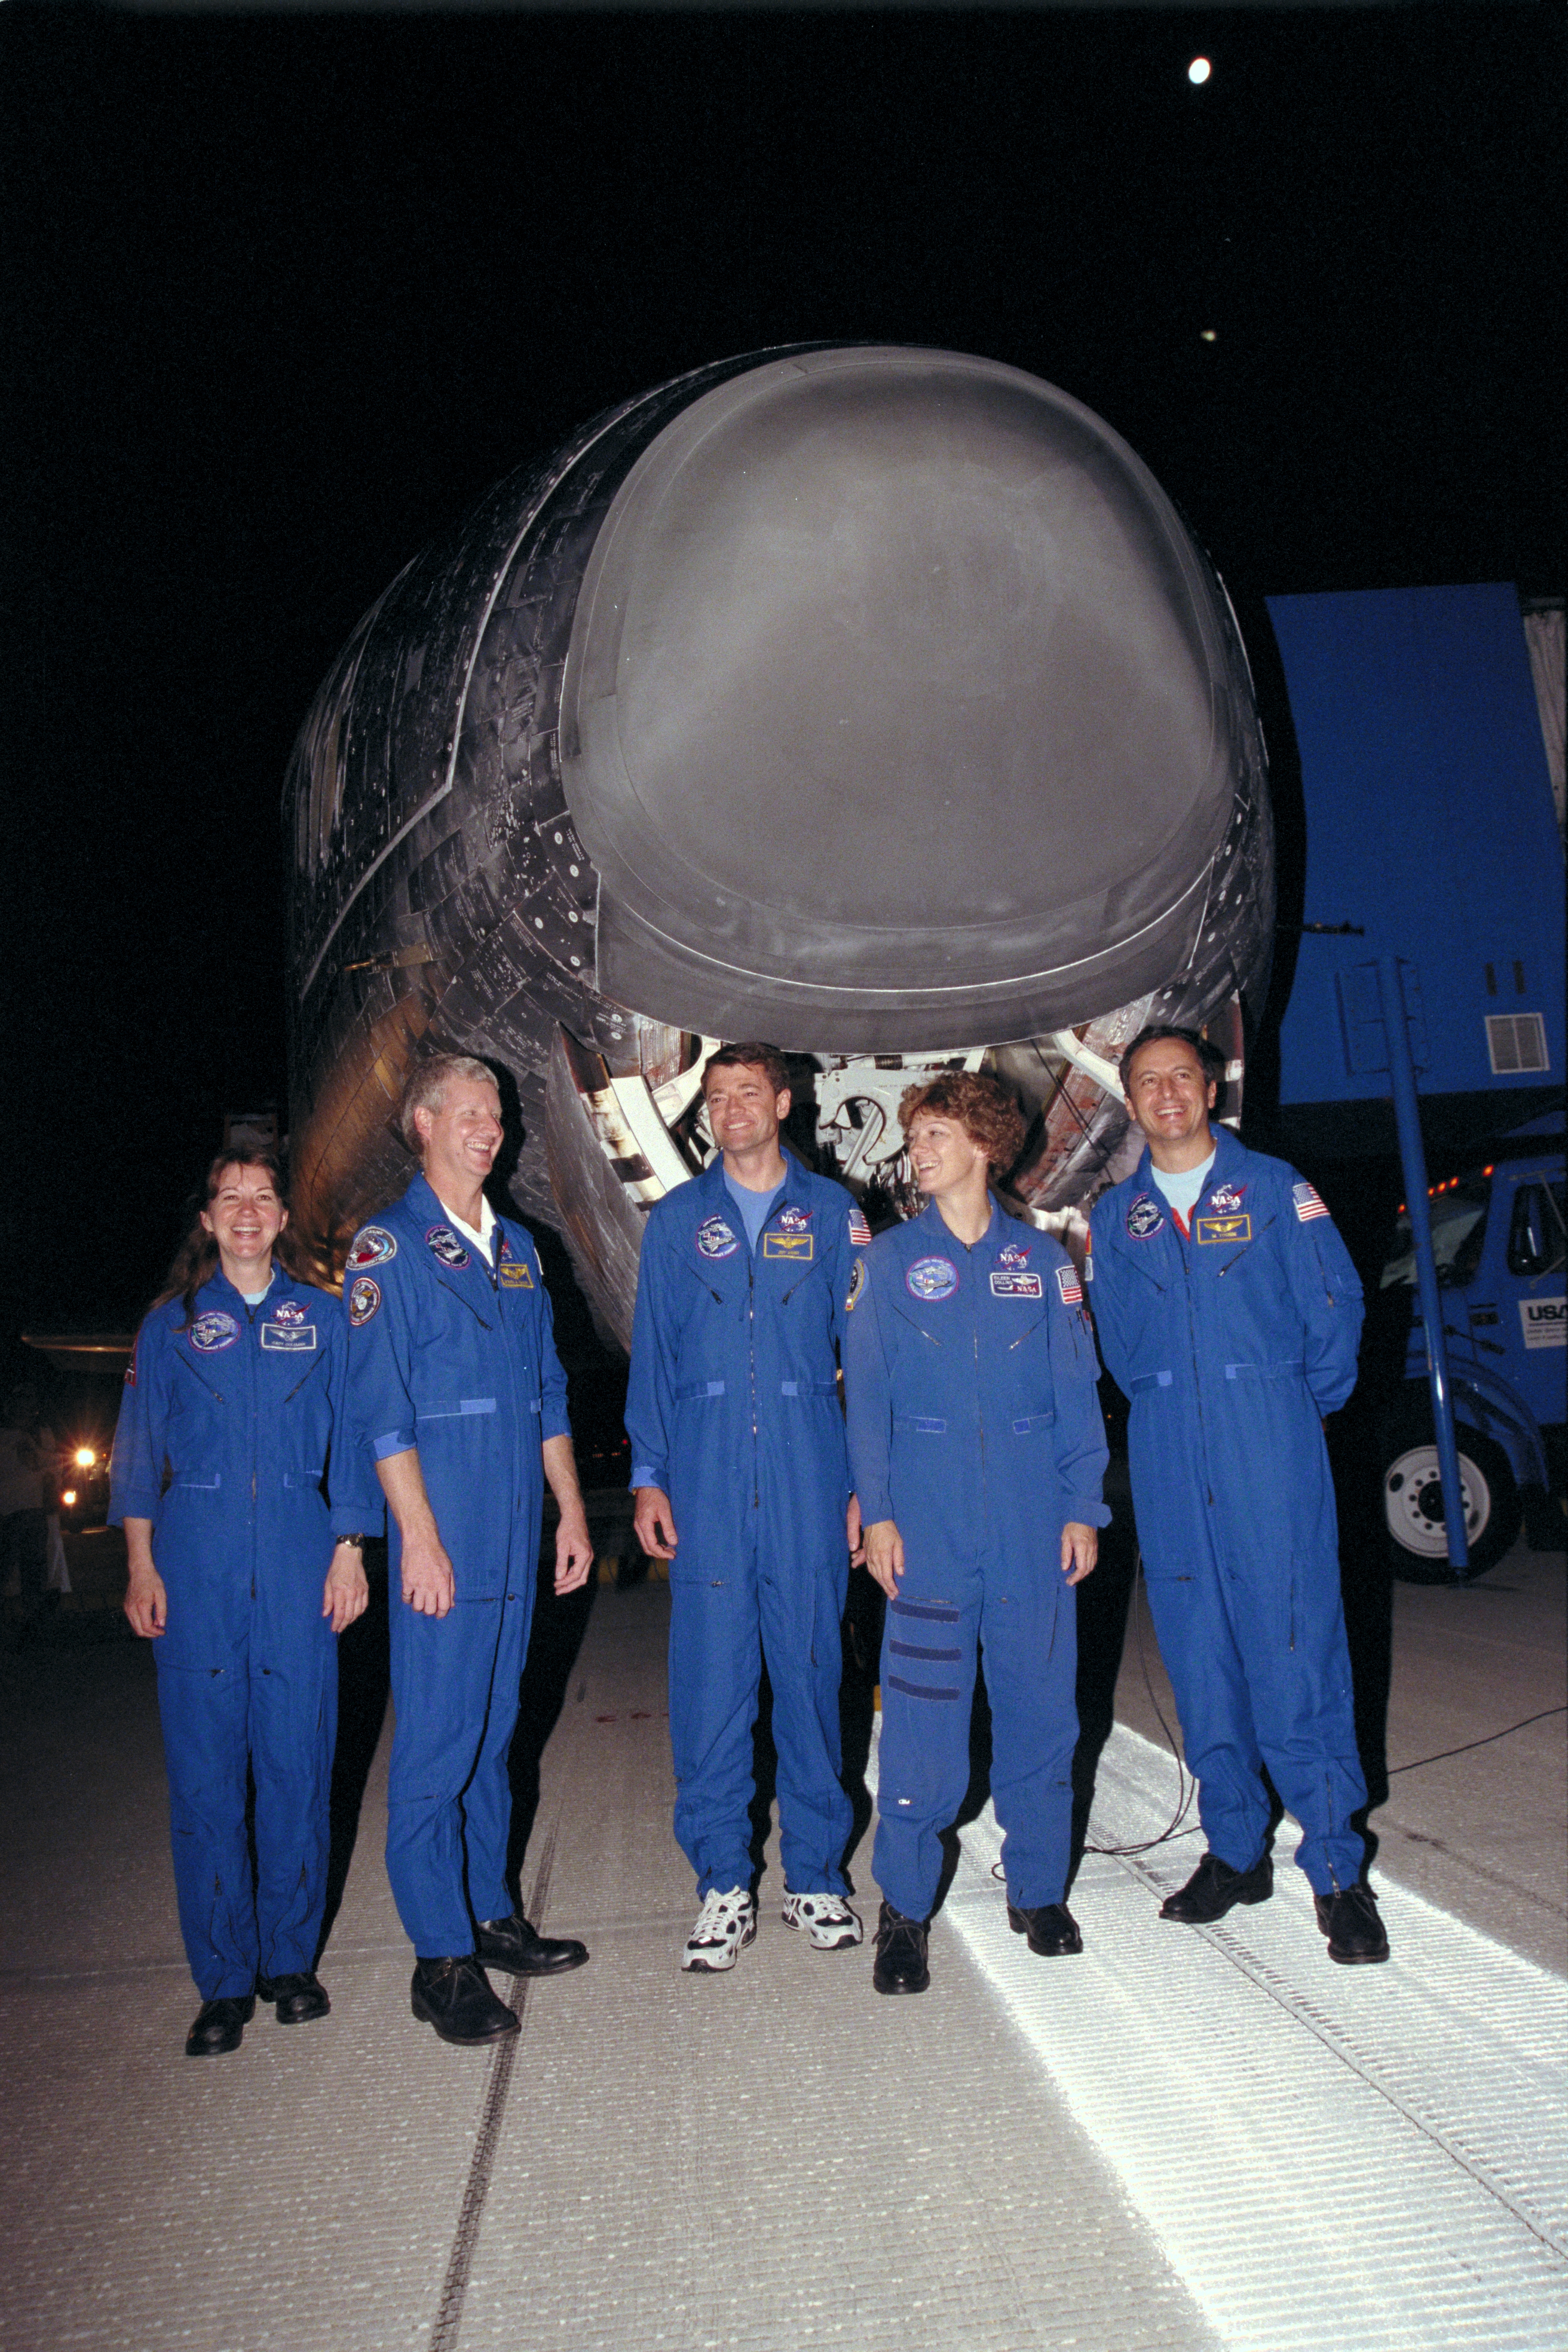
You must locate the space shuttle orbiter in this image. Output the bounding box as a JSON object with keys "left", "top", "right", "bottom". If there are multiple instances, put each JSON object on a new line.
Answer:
{"left": 283, "top": 345, "right": 1272, "bottom": 1346}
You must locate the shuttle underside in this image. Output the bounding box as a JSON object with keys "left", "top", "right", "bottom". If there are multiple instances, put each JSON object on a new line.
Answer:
{"left": 284, "top": 346, "right": 1272, "bottom": 1347}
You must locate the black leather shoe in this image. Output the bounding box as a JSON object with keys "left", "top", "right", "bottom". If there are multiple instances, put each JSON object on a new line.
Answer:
{"left": 257, "top": 1970, "right": 331, "bottom": 2023}
{"left": 475, "top": 1913, "right": 589, "bottom": 1976}
{"left": 410, "top": 1957, "right": 520, "bottom": 2045}
{"left": 1007, "top": 1901, "right": 1083, "bottom": 1956}
{"left": 872, "top": 1902, "right": 930, "bottom": 1995}
{"left": 185, "top": 1994, "right": 255, "bottom": 2057}
{"left": 1315, "top": 1883, "right": 1390, "bottom": 1965}
{"left": 1160, "top": 1851, "right": 1273, "bottom": 1923}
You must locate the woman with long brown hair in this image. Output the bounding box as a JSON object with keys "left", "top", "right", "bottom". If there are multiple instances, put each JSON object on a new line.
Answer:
{"left": 109, "top": 1149, "right": 379, "bottom": 2055}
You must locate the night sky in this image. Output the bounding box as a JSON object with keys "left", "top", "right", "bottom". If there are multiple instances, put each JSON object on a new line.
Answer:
{"left": 2, "top": 1, "right": 1561, "bottom": 1355}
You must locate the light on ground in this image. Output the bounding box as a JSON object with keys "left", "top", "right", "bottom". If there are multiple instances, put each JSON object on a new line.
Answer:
{"left": 1189, "top": 57, "right": 1212, "bottom": 86}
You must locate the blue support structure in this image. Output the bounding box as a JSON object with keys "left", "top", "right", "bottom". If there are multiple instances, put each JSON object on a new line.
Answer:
{"left": 1374, "top": 956, "right": 1471, "bottom": 1577}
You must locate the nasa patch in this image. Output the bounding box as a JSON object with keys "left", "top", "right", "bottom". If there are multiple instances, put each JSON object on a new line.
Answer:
{"left": 271, "top": 1299, "right": 308, "bottom": 1325}
{"left": 906, "top": 1254, "right": 959, "bottom": 1303}
{"left": 346, "top": 1226, "right": 397, "bottom": 1270}
{"left": 998, "top": 1241, "right": 1032, "bottom": 1269}
{"left": 1055, "top": 1263, "right": 1083, "bottom": 1306}
{"left": 696, "top": 1215, "right": 740, "bottom": 1261}
{"left": 1208, "top": 1183, "right": 1247, "bottom": 1215}
{"left": 189, "top": 1310, "right": 240, "bottom": 1353}
{"left": 776, "top": 1204, "right": 813, "bottom": 1234}
{"left": 848, "top": 1206, "right": 872, "bottom": 1248}
{"left": 846, "top": 1258, "right": 866, "bottom": 1312}
{"left": 425, "top": 1225, "right": 471, "bottom": 1270}
{"left": 1126, "top": 1196, "right": 1165, "bottom": 1240}
{"left": 348, "top": 1276, "right": 381, "bottom": 1327}
{"left": 990, "top": 1270, "right": 1043, "bottom": 1299}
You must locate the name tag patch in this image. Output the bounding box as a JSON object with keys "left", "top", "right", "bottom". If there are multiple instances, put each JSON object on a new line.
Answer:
{"left": 189, "top": 1311, "right": 239, "bottom": 1352}
{"left": 498, "top": 1260, "right": 534, "bottom": 1289}
{"left": 991, "top": 1270, "right": 1043, "bottom": 1299}
{"left": 1126, "top": 1196, "right": 1165, "bottom": 1240}
{"left": 347, "top": 1226, "right": 397, "bottom": 1269}
{"left": 260, "top": 1322, "right": 317, "bottom": 1351}
{"left": 696, "top": 1215, "right": 739, "bottom": 1261}
{"left": 348, "top": 1276, "right": 381, "bottom": 1327}
{"left": 906, "top": 1255, "right": 959, "bottom": 1303}
{"left": 763, "top": 1232, "right": 814, "bottom": 1261}
{"left": 426, "top": 1225, "right": 471, "bottom": 1269}
{"left": 1195, "top": 1214, "right": 1252, "bottom": 1246}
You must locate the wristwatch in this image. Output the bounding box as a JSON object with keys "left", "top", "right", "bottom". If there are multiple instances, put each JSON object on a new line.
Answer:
{"left": 335, "top": 1534, "right": 366, "bottom": 1549}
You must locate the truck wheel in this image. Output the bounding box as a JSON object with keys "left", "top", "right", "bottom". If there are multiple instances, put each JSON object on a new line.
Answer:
{"left": 1381, "top": 1405, "right": 1522, "bottom": 1583}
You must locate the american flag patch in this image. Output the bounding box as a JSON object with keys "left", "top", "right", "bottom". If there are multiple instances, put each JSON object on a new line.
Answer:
{"left": 1055, "top": 1263, "right": 1083, "bottom": 1306}
{"left": 848, "top": 1207, "right": 872, "bottom": 1247}
{"left": 1293, "top": 1181, "right": 1330, "bottom": 1223}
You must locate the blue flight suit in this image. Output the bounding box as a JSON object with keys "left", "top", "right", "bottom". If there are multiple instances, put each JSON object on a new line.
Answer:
{"left": 110, "top": 1269, "right": 377, "bottom": 2000}
{"left": 1088, "top": 1130, "right": 1367, "bottom": 1895}
{"left": 343, "top": 1173, "right": 569, "bottom": 1958}
{"left": 844, "top": 1201, "right": 1110, "bottom": 1921}
{"left": 625, "top": 1154, "right": 861, "bottom": 1898}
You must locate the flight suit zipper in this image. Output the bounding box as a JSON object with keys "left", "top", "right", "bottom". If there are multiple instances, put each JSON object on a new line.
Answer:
{"left": 1179, "top": 1240, "right": 1215, "bottom": 1509}
{"left": 747, "top": 1243, "right": 760, "bottom": 1512}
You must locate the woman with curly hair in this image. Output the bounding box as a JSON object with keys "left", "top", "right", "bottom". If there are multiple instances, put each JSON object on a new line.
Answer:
{"left": 844, "top": 1071, "right": 1109, "bottom": 1994}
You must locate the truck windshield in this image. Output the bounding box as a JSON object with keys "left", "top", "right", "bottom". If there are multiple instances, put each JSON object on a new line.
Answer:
{"left": 1380, "top": 1177, "right": 1491, "bottom": 1290}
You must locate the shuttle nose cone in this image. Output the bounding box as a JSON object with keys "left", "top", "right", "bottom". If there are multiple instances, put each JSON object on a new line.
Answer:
{"left": 561, "top": 346, "right": 1242, "bottom": 1049}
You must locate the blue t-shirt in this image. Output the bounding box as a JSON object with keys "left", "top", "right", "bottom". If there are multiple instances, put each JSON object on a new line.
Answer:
{"left": 1150, "top": 1149, "right": 1217, "bottom": 1227}
{"left": 724, "top": 1169, "right": 784, "bottom": 1256}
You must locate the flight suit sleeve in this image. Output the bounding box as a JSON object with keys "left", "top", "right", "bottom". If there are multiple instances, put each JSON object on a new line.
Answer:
{"left": 1280, "top": 1171, "right": 1365, "bottom": 1415}
{"left": 324, "top": 1306, "right": 385, "bottom": 1535}
{"left": 534, "top": 1250, "right": 572, "bottom": 1444}
{"left": 843, "top": 1254, "right": 895, "bottom": 1526}
{"left": 625, "top": 1213, "right": 679, "bottom": 1493}
{"left": 1085, "top": 1201, "right": 1134, "bottom": 1400}
{"left": 108, "top": 1315, "right": 170, "bottom": 1526}
{"left": 1045, "top": 1252, "right": 1112, "bottom": 1528}
{"left": 345, "top": 1241, "right": 420, "bottom": 1464}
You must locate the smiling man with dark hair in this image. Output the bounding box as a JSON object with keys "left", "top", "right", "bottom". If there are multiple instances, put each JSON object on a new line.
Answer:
{"left": 628, "top": 1043, "right": 867, "bottom": 1974}
{"left": 1089, "top": 1027, "right": 1387, "bottom": 1966}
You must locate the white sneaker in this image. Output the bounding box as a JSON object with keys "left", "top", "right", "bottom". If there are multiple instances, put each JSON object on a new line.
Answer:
{"left": 681, "top": 1886, "right": 758, "bottom": 1973}
{"left": 781, "top": 1891, "right": 864, "bottom": 1950}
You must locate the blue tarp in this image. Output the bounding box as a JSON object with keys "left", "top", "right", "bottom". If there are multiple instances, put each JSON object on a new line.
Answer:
{"left": 1267, "top": 583, "right": 1563, "bottom": 1107}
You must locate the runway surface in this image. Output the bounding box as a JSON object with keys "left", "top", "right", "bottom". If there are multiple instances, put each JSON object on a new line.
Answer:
{"left": 2, "top": 1540, "right": 1563, "bottom": 2352}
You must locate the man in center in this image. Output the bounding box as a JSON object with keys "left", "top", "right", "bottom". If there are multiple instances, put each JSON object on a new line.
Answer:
{"left": 845, "top": 1072, "right": 1109, "bottom": 1995}
{"left": 628, "top": 1043, "right": 867, "bottom": 1972}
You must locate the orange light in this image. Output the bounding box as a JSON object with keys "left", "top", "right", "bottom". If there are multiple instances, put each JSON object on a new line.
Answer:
{"left": 1483, "top": 1165, "right": 1494, "bottom": 1176}
{"left": 74, "top": 1446, "right": 95, "bottom": 1469}
{"left": 62, "top": 1489, "right": 77, "bottom": 1507}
